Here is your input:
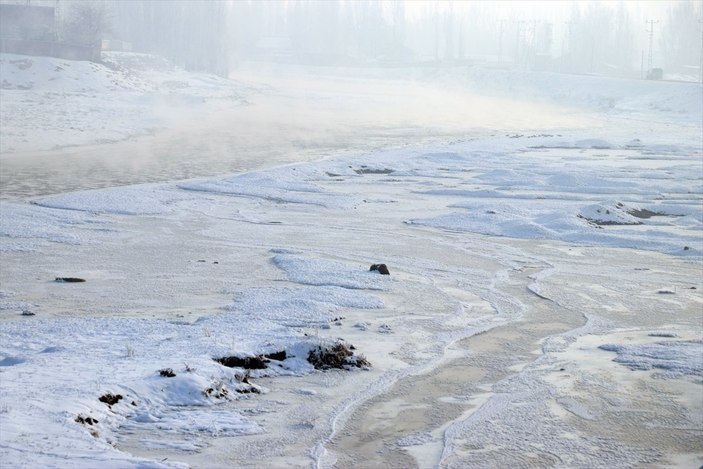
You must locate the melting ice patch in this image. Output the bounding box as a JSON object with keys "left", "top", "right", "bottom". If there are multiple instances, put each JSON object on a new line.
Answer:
{"left": 599, "top": 340, "right": 703, "bottom": 378}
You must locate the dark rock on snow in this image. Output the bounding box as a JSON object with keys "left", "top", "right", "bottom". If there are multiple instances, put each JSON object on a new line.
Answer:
{"left": 75, "top": 415, "right": 98, "bottom": 425}
{"left": 55, "top": 277, "right": 86, "bottom": 283}
{"left": 369, "top": 264, "right": 390, "bottom": 275}
{"left": 98, "top": 393, "right": 123, "bottom": 406}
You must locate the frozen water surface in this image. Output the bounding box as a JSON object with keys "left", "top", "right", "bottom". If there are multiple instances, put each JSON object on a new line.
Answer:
{"left": 1, "top": 44, "right": 702, "bottom": 469}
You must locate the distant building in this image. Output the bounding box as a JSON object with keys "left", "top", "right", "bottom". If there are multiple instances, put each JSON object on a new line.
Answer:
{"left": 0, "top": 3, "right": 56, "bottom": 41}
{"left": 0, "top": 2, "right": 100, "bottom": 61}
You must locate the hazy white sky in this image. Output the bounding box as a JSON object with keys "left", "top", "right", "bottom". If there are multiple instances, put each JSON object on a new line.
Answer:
{"left": 404, "top": 1, "right": 680, "bottom": 22}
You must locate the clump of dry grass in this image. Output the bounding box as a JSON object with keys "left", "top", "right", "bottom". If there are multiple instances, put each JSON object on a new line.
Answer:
{"left": 214, "top": 355, "right": 268, "bottom": 369}
{"left": 98, "top": 393, "right": 122, "bottom": 406}
{"left": 307, "top": 341, "right": 370, "bottom": 370}
{"left": 214, "top": 350, "right": 287, "bottom": 370}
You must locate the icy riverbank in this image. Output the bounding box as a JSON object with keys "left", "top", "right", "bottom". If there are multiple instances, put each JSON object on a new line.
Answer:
{"left": 1, "top": 129, "right": 702, "bottom": 468}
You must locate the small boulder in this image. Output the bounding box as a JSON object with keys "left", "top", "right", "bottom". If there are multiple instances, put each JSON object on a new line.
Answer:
{"left": 369, "top": 264, "right": 390, "bottom": 275}
{"left": 55, "top": 277, "right": 86, "bottom": 283}
{"left": 75, "top": 415, "right": 98, "bottom": 425}
{"left": 264, "top": 350, "right": 287, "bottom": 361}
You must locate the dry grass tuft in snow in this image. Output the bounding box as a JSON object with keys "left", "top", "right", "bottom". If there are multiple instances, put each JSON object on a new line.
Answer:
{"left": 307, "top": 341, "right": 371, "bottom": 370}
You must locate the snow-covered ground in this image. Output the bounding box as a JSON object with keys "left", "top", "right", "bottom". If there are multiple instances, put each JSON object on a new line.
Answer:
{"left": 0, "top": 54, "right": 702, "bottom": 468}
{"left": 0, "top": 52, "right": 254, "bottom": 155}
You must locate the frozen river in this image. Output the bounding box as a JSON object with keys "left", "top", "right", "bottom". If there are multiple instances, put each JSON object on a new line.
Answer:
{"left": 0, "top": 107, "right": 465, "bottom": 200}
{"left": 1, "top": 59, "right": 701, "bottom": 468}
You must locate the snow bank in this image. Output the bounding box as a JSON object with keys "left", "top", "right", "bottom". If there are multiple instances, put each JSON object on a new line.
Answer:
{"left": 0, "top": 52, "right": 247, "bottom": 99}
{"left": 221, "top": 285, "right": 383, "bottom": 328}
{"left": 407, "top": 137, "right": 702, "bottom": 257}
{"left": 34, "top": 184, "right": 193, "bottom": 215}
{"left": 180, "top": 167, "right": 361, "bottom": 209}
{"left": 0, "top": 53, "right": 148, "bottom": 92}
{"left": 0, "top": 200, "right": 101, "bottom": 246}
{"left": 599, "top": 339, "right": 703, "bottom": 378}
{"left": 0, "top": 251, "right": 385, "bottom": 466}
{"left": 0, "top": 315, "right": 260, "bottom": 468}
{"left": 457, "top": 67, "right": 703, "bottom": 123}
{"left": 272, "top": 252, "right": 392, "bottom": 290}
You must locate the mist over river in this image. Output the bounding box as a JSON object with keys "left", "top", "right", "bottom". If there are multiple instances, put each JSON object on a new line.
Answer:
{"left": 0, "top": 64, "right": 592, "bottom": 200}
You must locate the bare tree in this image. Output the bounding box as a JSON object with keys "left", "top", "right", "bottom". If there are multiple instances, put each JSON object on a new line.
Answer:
{"left": 63, "top": 2, "right": 112, "bottom": 45}
{"left": 659, "top": 0, "right": 703, "bottom": 76}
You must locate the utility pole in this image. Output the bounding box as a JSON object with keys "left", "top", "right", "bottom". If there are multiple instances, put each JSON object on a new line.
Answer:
{"left": 514, "top": 20, "right": 526, "bottom": 69}
{"left": 55, "top": 0, "right": 62, "bottom": 41}
{"left": 641, "top": 50, "right": 645, "bottom": 79}
{"left": 645, "top": 19, "right": 659, "bottom": 74}
{"left": 529, "top": 19, "right": 537, "bottom": 70}
{"left": 561, "top": 21, "right": 575, "bottom": 73}
{"left": 497, "top": 19, "right": 507, "bottom": 63}
{"left": 434, "top": 2, "right": 440, "bottom": 63}
{"left": 698, "top": 18, "right": 703, "bottom": 83}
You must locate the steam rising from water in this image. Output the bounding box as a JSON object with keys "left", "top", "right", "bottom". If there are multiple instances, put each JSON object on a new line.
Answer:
{"left": 0, "top": 65, "right": 592, "bottom": 199}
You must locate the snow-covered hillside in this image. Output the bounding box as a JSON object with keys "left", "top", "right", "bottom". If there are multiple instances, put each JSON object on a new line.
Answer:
{"left": 0, "top": 52, "right": 252, "bottom": 153}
